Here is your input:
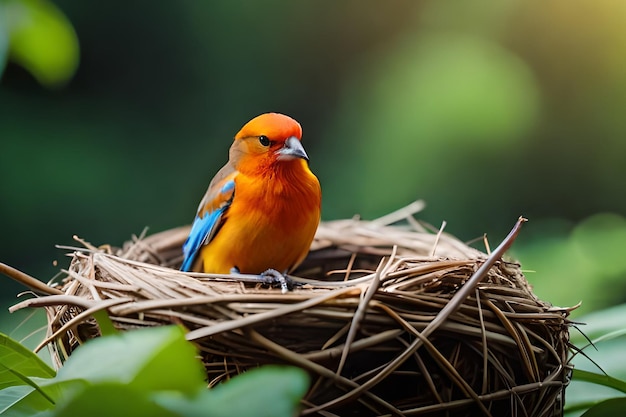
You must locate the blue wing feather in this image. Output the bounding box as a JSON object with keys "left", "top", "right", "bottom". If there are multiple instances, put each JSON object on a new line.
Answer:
{"left": 180, "top": 209, "right": 225, "bottom": 271}
{"left": 180, "top": 178, "right": 235, "bottom": 272}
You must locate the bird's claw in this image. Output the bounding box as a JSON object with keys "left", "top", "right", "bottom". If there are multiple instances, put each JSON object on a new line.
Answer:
{"left": 230, "top": 267, "right": 294, "bottom": 293}
{"left": 260, "top": 269, "right": 292, "bottom": 294}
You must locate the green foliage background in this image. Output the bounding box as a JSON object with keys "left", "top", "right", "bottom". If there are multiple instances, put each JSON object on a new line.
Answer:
{"left": 1, "top": 1, "right": 626, "bottom": 414}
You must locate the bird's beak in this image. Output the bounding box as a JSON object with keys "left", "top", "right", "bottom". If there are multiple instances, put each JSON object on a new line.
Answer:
{"left": 276, "top": 136, "right": 309, "bottom": 161}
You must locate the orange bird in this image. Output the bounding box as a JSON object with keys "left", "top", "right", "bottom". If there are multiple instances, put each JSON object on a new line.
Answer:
{"left": 180, "top": 113, "right": 321, "bottom": 290}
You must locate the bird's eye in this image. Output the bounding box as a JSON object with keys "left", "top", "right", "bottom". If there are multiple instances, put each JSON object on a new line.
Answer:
{"left": 259, "top": 135, "right": 270, "bottom": 147}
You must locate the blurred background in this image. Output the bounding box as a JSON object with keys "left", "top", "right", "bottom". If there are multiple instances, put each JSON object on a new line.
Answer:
{"left": 2, "top": 1, "right": 626, "bottom": 337}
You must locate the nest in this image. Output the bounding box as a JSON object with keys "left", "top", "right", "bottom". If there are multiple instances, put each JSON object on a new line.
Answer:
{"left": 9, "top": 203, "right": 573, "bottom": 417}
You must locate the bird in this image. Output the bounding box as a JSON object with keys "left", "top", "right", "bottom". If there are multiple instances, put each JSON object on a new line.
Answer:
{"left": 180, "top": 113, "right": 321, "bottom": 291}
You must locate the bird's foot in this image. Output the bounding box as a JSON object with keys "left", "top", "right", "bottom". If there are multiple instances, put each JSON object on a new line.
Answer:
{"left": 229, "top": 267, "right": 293, "bottom": 294}
{"left": 260, "top": 269, "right": 292, "bottom": 294}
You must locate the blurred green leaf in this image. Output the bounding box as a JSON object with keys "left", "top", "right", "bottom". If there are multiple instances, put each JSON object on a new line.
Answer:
{"left": 0, "top": 332, "right": 55, "bottom": 390}
{"left": 42, "top": 383, "right": 179, "bottom": 417}
{"left": 570, "top": 304, "right": 626, "bottom": 346}
{"left": 565, "top": 304, "right": 626, "bottom": 416}
{"left": 580, "top": 397, "right": 626, "bottom": 417}
{"left": 199, "top": 365, "right": 308, "bottom": 417}
{"left": 573, "top": 369, "right": 626, "bottom": 395}
{"left": 1, "top": 327, "right": 309, "bottom": 417}
{"left": 91, "top": 310, "right": 118, "bottom": 337}
{"left": 1, "top": 326, "right": 206, "bottom": 416}
{"left": 156, "top": 366, "right": 310, "bottom": 417}
{"left": 55, "top": 325, "right": 204, "bottom": 394}
{"left": 0, "top": 379, "right": 87, "bottom": 416}
{"left": 3, "top": 0, "right": 79, "bottom": 87}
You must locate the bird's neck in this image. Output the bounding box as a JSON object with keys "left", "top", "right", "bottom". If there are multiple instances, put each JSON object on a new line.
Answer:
{"left": 239, "top": 159, "right": 319, "bottom": 203}
{"left": 239, "top": 158, "right": 310, "bottom": 181}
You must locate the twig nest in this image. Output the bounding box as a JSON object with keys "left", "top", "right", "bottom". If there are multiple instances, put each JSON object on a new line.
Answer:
{"left": 20, "top": 206, "right": 573, "bottom": 416}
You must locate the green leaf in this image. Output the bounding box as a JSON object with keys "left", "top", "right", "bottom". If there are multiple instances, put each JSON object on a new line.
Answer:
{"left": 55, "top": 326, "right": 205, "bottom": 393}
{"left": 43, "top": 383, "right": 179, "bottom": 417}
{"left": 580, "top": 397, "right": 626, "bottom": 417}
{"left": 0, "top": 380, "right": 87, "bottom": 416}
{"left": 4, "top": 0, "right": 79, "bottom": 87}
{"left": 568, "top": 303, "right": 626, "bottom": 409}
{"left": 570, "top": 304, "right": 626, "bottom": 346}
{"left": 206, "top": 366, "right": 308, "bottom": 417}
{"left": 91, "top": 310, "right": 117, "bottom": 337}
{"left": 0, "top": 334, "right": 58, "bottom": 415}
{"left": 573, "top": 369, "right": 626, "bottom": 394}
{"left": 156, "top": 366, "right": 310, "bottom": 417}
{"left": 567, "top": 368, "right": 626, "bottom": 415}
{"left": 1, "top": 328, "right": 308, "bottom": 417}
{"left": 1, "top": 327, "right": 204, "bottom": 416}
{"left": 0, "top": 385, "right": 51, "bottom": 416}
{"left": 0, "top": 333, "right": 55, "bottom": 390}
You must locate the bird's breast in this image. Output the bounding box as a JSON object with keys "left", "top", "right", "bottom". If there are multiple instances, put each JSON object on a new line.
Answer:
{"left": 231, "top": 168, "right": 320, "bottom": 233}
{"left": 200, "top": 165, "right": 321, "bottom": 274}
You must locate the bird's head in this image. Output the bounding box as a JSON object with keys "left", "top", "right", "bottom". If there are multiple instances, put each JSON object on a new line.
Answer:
{"left": 230, "top": 113, "right": 311, "bottom": 174}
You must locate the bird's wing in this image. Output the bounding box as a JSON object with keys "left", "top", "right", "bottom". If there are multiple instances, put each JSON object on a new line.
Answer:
{"left": 180, "top": 165, "right": 237, "bottom": 272}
